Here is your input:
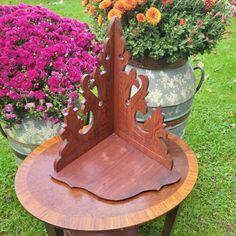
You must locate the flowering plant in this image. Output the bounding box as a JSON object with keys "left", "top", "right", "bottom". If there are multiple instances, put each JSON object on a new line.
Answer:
{"left": 230, "top": 0, "right": 236, "bottom": 15}
{"left": 0, "top": 4, "right": 101, "bottom": 126}
{"left": 83, "top": 0, "right": 230, "bottom": 63}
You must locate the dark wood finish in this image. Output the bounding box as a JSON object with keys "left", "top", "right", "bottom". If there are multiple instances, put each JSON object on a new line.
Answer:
{"left": 45, "top": 223, "right": 64, "bottom": 236}
{"left": 15, "top": 133, "right": 198, "bottom": 231}
{"left": 55, "top": 17, "right": 173, "bottom": 172}
{"left": 51, "top": 17, "right": 180, "bottom": 201}
{"left": 14, "top": 17, "right": 198, "bottom": 235}
{"left": 64, "top": 228, "right": 139, "bottom": 236}
{"left": 161, "top": 205, "right": 180, "bottom": 236}
{"left": 52, "top": 134, "right": 180, "bottom": 201}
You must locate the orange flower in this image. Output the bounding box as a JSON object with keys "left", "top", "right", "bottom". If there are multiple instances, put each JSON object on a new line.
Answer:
{"left": 137, "top": 0, "right": 147, "bottom": 4}
{"left": 86, "top": 4, "right": 91, "bottom": 12}
{"left": 114, "top": 0, "right": 126, "bottom": 13}
{"left": 136, "top": 13, "right": 146, "bottom": 22}
{"left": 99, "top": 0, "right": 112, "bottom": 9}
{"left": 146, "top": 7, "right": 161, "bottom": 26}
{"left": 89, "top": 5, "right": 95, "bottom": 15}
{"left": 108, "top": 8, "right": 122, "bottom": 21}
{"left": 204, "top": 0, "right": 216, "bottom": 10}
{"left": 123, "top": 0, "right": 137, "bottom": 10}
{"left": 82, "top": 0, "right": 88, "bottom": 7}
{"left": 98, "top": 14, "right": 103, "bottom": 26}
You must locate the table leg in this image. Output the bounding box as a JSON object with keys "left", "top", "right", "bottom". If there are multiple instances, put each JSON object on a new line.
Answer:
{"left": 161, "top": 205, "right": 180, "bottom": 236}
{"left": 45, "top": 223, "right": 64, "bottom": 236}
{"left": 64, "top": 227, "right": 139, "bottom": 236}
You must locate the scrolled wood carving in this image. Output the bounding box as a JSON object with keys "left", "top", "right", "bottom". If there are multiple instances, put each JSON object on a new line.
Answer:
{"left": 54, "top": 17, "right": 173, "bottom": 172}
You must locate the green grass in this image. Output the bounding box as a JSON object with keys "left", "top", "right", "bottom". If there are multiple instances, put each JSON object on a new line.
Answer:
{"left": 0, "top": 0, "right": 90, "bottom": 22}
{"left": 0, "top": 1, "right": 236, "bottom": 235}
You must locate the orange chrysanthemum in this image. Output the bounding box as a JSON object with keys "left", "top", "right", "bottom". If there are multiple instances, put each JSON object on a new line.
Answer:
{"left": 123, "top": 0, "right": 137, "bottom": 10}
{"left": 89, "top": 5, "right": 95, "bottom": 15}
{"left": 99, "top": 0, "right": 112, "bottom": 9}
{"left": 136, "top": 13, "right": 146, "bottom": 22}
{"left": 204, "top": 0, "right": 216, "bottom": 10}
{"left": 146, "top": 7, "right": 161, "bottom": 26}
{"left": 137, "top": 0, "right": 147, "bottom": 4}
{"left": 82, "top": 0, "right": 88, "bottom": 7}
{"left": 108, "top": 8, "right": 122, "bottom": 21}
{"left": 86, "top": 4, "right": 91, "bottom": 11}
{"left": 98, "top": 14, "right": 103, "bottom": 26}
{"left": 114, "top": 0, "right": 126, "bottom": 13}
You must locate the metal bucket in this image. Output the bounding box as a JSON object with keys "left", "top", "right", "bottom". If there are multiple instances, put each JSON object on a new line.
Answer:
{"left": 126, "top": 59, "right": 204, "bottom": 137}
{"left": 0, "top": 119, "right": 62, "bottom": 163}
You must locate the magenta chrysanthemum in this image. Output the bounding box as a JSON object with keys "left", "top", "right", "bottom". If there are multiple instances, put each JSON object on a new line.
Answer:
{"left": 0, "top": 4, "right": 101, "bottom": 124}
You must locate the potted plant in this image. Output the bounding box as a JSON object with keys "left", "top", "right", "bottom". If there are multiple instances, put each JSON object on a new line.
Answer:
{"left": 83, "top": 0, "right": 230, "bottom": 136}
{"left": 0, "top": 4, "right": 101, "bottom": 162}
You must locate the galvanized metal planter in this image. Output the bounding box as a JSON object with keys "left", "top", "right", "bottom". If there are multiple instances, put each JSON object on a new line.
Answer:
{"left": 126, "top": 59, "right": 204, "bottom": 137}
{"left": 0, "top": 119, "right": 61, "bottom": 163}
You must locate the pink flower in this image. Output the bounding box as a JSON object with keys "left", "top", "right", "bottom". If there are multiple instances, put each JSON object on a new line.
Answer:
{"left": 67, "top": 92, "right": 79, "bottom": 100}
{"left": 209, "top": 12, "right": 214, "bottom": 17}
{"left": 46, "top": 103, "right": 53, "bottom": 109}
{"left": 50, "top": 117, "right": 59, "bottom": 124}
{"left": 5, "top": 113, "right": 16, "bottom": 119}
{"left": 198, "top": 20, "right": 203, "bottom": 24}
{"left": 36, "top": 105, "right": 46, "bottom": 112}
{"left": 0, "top": 89, "right": 6, "bottom": 97}
{"left": 27, "top": 70, "right": 39, "bottom": 81}
{"left": 3, "top": 104, "right": 14, "bottom": 113}
{"left": 230, "top": 6, "right": 236, "bottom": 16}
{"left": 24, "top": 102, "right": 35, "bottom": 109}
{"left": 34, "top": 91, "right": 47, "bottom": 100}
{"left": 162, "top": 0, "right": 173, "bottom": 6}
{"left": 49, "top": 77, "right": 60, "bottom": 88}
{"left": 62, "top": 108, "right": 68, "bottom": 115}
{"left": 179, "top": 18, "right": 186, "bottom": 26}
{"left": 21, "top": 81, "right": 32, "bottom": 91}
{"left": 187, "top": 38, "right": 193, "bottom": 43}
{"left": 8, "top": 91, "right": 22, "bottom": 100}
{"left": 0, "top": 4, "right": 100, "bottom": 125}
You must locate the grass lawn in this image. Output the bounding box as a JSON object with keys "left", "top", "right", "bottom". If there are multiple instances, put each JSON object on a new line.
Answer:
{"left": 0, "top": 1, "right": 235, "bottom": 235}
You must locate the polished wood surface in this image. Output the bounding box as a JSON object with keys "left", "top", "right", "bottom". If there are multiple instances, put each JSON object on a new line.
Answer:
{"left": 51, "top": 17, "right": 180, "bottom": 201}
{"left": 52, "top": 133, "right": 180, "bottom": 201}
{"left": 161, "top": 206, "right": 180, "bottom": 236}
{"left": 15, "top": 133, "right": 198, "bottom": 232}
{"left": 64, "top": 228, "right": 139, "bottom": 236}
{"left": 55, "top": 18, "right": 173, "bottom": 173}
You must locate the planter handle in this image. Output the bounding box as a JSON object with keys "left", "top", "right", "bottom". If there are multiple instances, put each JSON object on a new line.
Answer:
{"left": 193, "top": 66, "right": 205, "bottom": 94}
{"left": 0, "top": 123, "right": 8, "bottom": 139}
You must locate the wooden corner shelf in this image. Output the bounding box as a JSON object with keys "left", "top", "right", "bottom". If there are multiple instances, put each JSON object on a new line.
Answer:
{"left": 14, "top": 17, "right": 198, "bottom": 236}
{"left": 48, "top": 17, "right": 181, "bottom": 201}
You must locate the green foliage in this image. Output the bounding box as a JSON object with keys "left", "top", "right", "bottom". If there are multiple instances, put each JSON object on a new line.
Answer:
{"left": 0, "top": 1, "right": 235, "bottom": 236}
{"left": 86, "top": 0, "right": 230, "bottom": 62}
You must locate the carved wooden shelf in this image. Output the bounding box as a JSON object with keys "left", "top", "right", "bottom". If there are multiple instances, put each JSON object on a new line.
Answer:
{"left": 49, "top": 17, "right": 181, "bottom": 201}
{"left": 14, "top": 17, "right": 198, "bottom": 236}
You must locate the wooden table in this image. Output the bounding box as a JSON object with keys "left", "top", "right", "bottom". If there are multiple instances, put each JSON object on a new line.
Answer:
{"left": 15, "top": 133, "right": 198, "bottom": 236}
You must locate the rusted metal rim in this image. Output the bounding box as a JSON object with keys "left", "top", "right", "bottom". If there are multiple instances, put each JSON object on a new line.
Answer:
{"left": 128, "top": 58, "right": 186, "bottom": 70}
{"left": 165, "top": 111, "right": 190, "bottom": 128}
{"left": 137, "top": 111, "right": 191, "bottom": 128}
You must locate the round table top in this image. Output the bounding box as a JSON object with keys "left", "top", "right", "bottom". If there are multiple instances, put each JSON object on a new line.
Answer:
{"left": 15, "top": 133, "right": 198, "bottom": 232}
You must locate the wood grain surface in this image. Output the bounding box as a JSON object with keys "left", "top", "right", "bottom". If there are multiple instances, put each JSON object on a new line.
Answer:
{"left": 52, "top": 133, "right": 180, "bottom": 201}
{"left": 51, "top": 17, "right": 181, "bottom": 201}
{"left": 55, "top": 17, "right": 173, "bottom": 172}
{"left": 15, "top": 133, "right": 198, "bottom": 232}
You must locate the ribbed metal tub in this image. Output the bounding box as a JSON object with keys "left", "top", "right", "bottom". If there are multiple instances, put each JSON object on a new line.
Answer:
{"left": 126, "top": 59, "right": 204, "bottom": 137}
{"left": 1, "top": 119, "right": 61, "bottom": 163}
